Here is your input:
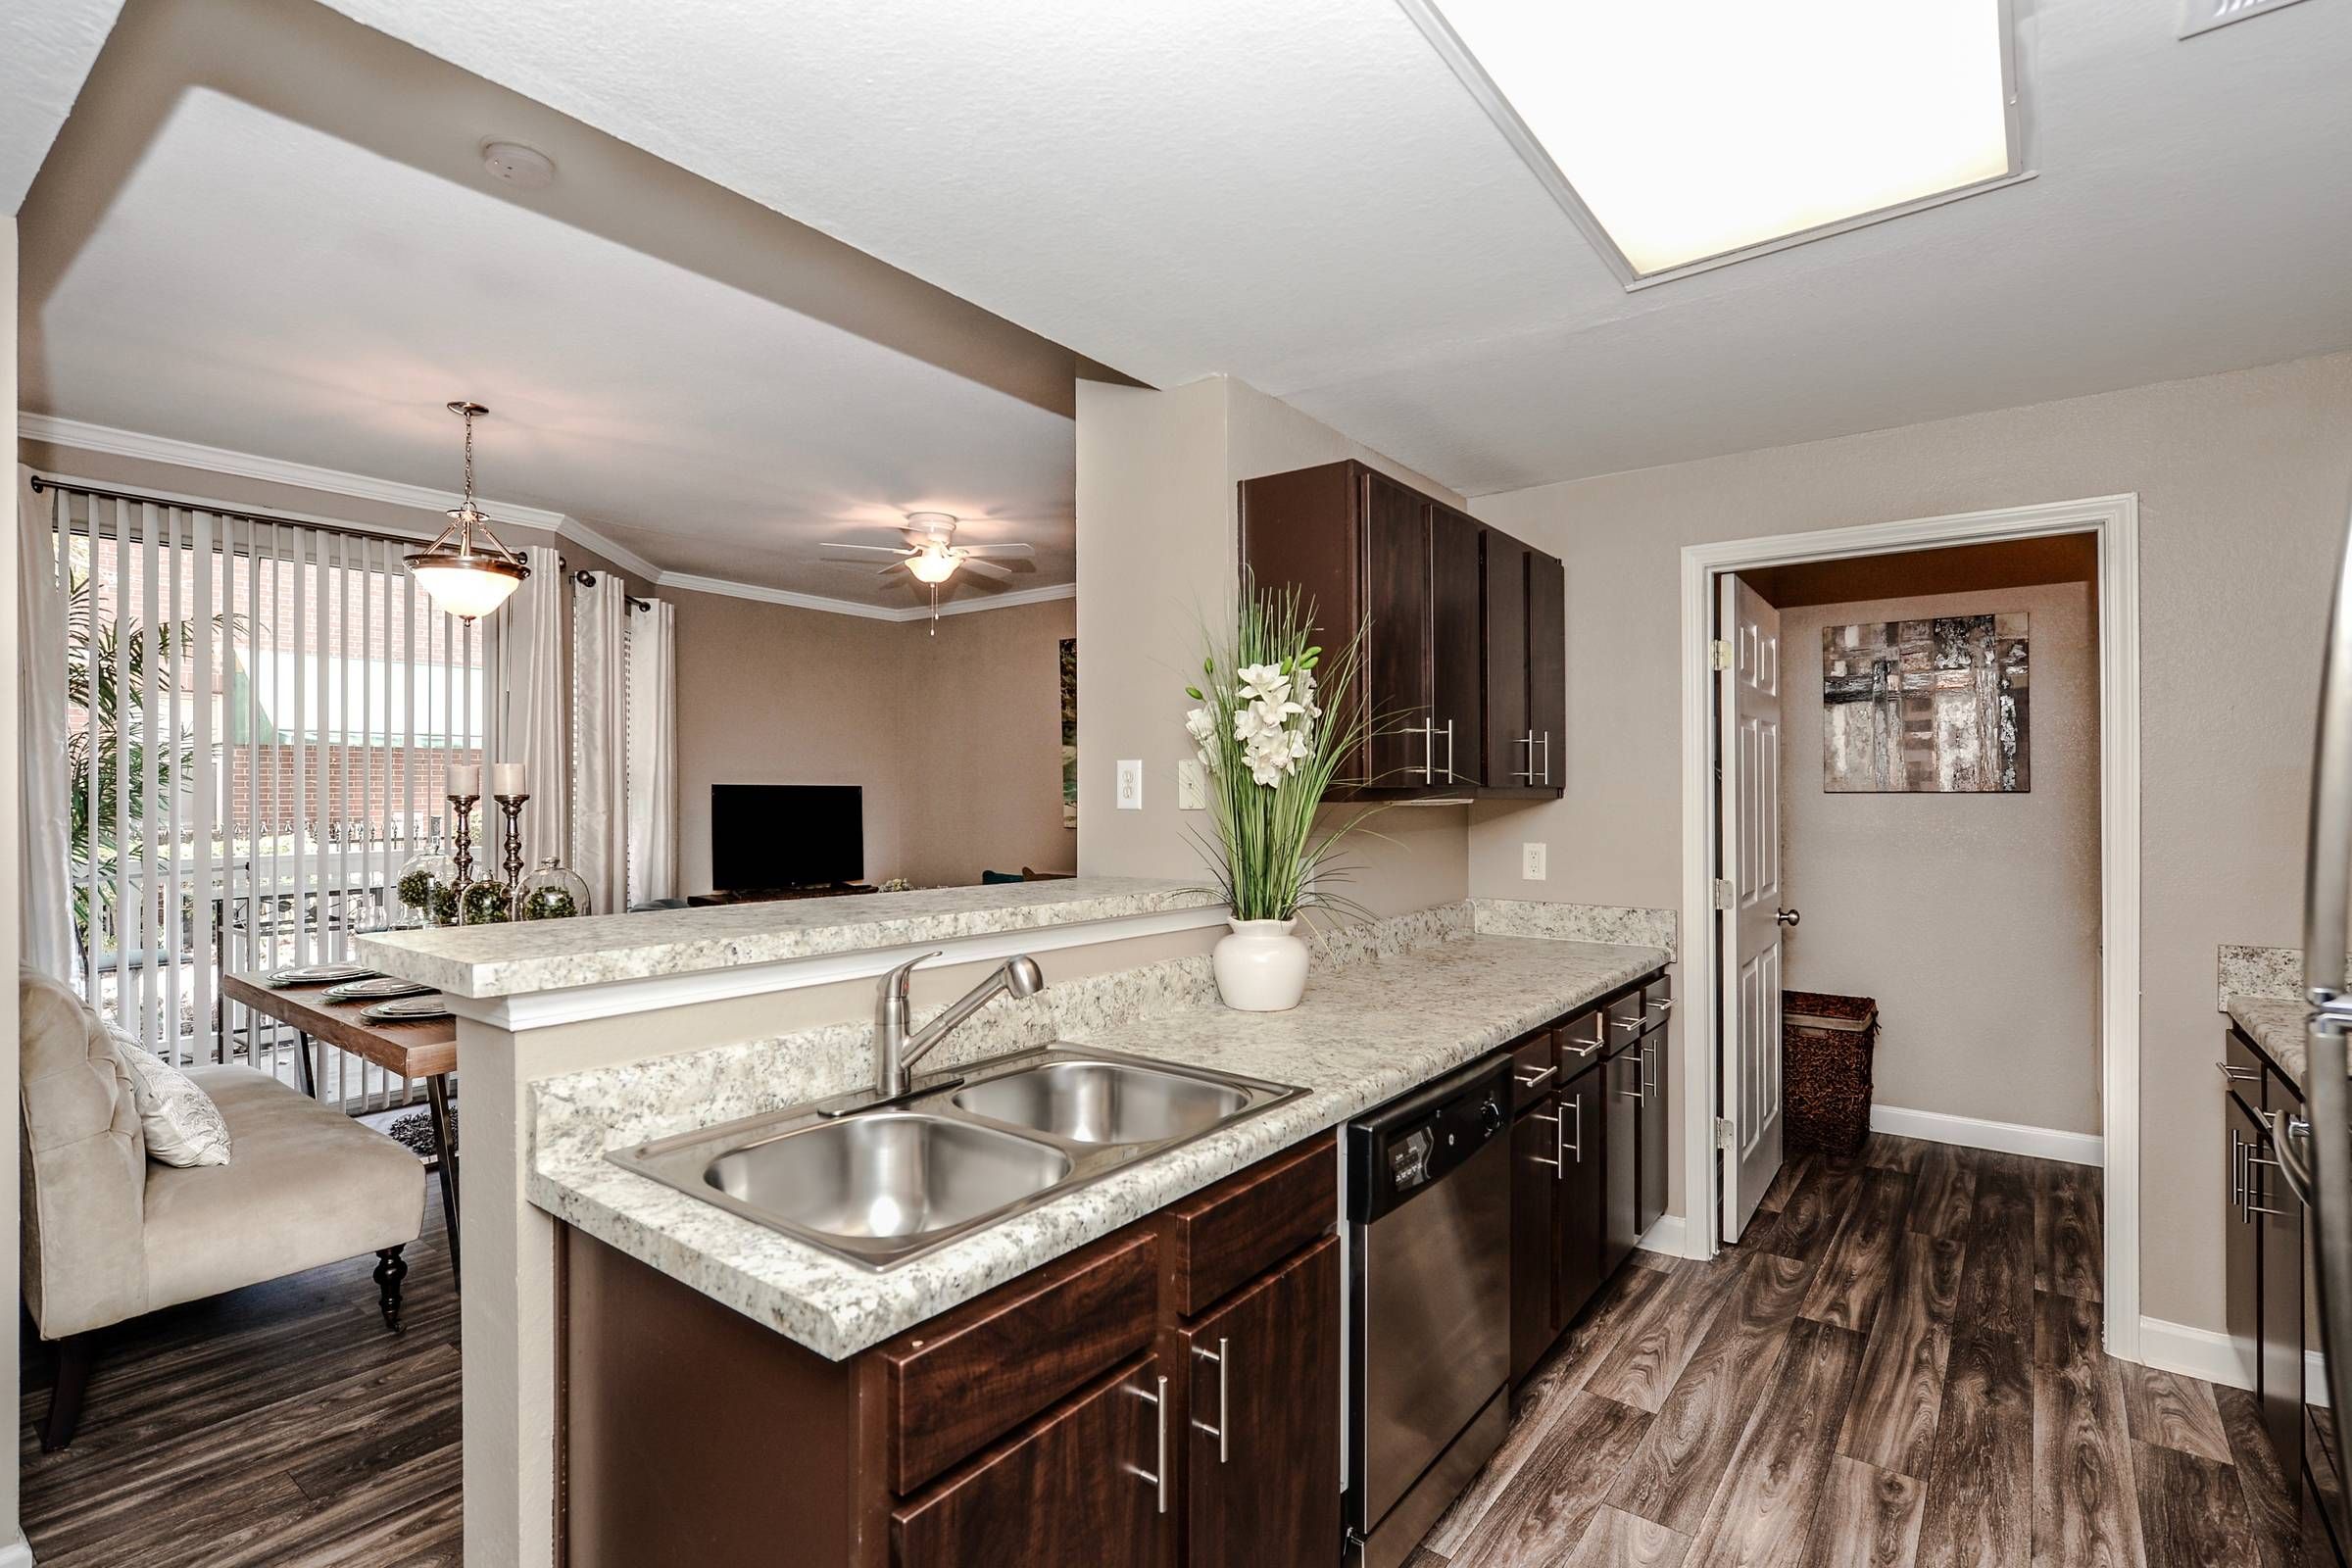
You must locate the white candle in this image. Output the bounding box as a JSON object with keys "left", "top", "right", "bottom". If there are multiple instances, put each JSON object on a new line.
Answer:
{"left": 492, "top": 762, "right": 526, "bottom": 796}
{"left": 447, "top": 763, "right": 480, "bottom": 798}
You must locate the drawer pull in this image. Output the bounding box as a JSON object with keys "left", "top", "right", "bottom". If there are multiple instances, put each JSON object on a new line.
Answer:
{"left": 1562, "top": 1093, "right": 1583, "bottom": 1163}
{"left": 2216, "top": 1060, "right": 2259, "bottom": 1083}
{"left": 1515, "top": 1062, "right": 1559, "bottom": 1091}
{"left": 1131, "top": 1374, "right": 1169, "bottom": 1513}
{"left": 1192, "top": 1339, "right": 1229, "bottom": 1463}
{"left": 1564, "top": 1037, "right": 1607, "bottom": 1059}
{"left": 1610, "top": 1015, "right": 1643, "bottom": 1033}
{"left": 1648, "top": 998, "right": 1675, "bottom": 1015}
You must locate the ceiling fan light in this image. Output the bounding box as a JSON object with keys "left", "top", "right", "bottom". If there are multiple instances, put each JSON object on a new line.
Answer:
{"left": 907, "top": 550, "right": 959, "bottom": 584}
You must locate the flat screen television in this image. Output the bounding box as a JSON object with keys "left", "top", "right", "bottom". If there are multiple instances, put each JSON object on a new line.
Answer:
{"left": 710, "top": 784, "right": 862, "bottom": 890}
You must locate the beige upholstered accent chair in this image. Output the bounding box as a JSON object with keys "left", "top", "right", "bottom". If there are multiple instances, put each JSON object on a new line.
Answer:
{"left": 20, "top": 971, "right": 425, "bottom": 1449}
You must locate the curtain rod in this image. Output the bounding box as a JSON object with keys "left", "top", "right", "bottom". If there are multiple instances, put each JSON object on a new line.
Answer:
{"left": 28, "top": 472, "right": 440, "bottom": 552}
{"left": 570, "top": 566, "right": 654, "bottom": 612}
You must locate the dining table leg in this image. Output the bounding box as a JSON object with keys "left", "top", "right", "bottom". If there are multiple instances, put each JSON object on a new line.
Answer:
{"left": 295, "top": 1031, "right": 316, "bottom": 1099}
{"left": 426, "top": 1072, "right": 461, "bottom": 1287}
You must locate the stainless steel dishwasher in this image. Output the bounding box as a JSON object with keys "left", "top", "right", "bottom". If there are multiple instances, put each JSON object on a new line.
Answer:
{"left": 1344, "top": 1054, "right": 1513, "bottom": 1568}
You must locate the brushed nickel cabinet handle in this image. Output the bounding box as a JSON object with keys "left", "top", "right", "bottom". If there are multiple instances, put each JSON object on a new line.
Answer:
{"left": 1512, "top": 730, "right": 1537, "bottom": 784}
{"left": 2216, "top": 1061, "right": 2259, "bottom": 1082}
{"left": 1192, "top": 1339, "right": 1229, "bottom": 1463}
{"left": 1131, "top": 1373, "right": 1169, "bottom": 1512}
{"left": 1515, "top": 1062, "right": 1558, "bottom": 1091}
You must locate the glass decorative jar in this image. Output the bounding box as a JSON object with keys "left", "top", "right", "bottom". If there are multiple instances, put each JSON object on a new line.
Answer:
{"left": 395, "top": 852, "right": 460, "bottom": 928}
{"left": 517, "top": 859, "right": 591, "bottom": 921}
{"left": 458, "top": 878, "right": 515, "bottom": 925}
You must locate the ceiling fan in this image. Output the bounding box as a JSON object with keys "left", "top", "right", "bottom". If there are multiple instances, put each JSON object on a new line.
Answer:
{"left": 816, "top": 513, "right": 1037, "bottom": 628}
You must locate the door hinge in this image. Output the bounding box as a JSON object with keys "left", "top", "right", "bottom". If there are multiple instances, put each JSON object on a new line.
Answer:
{"left": 1710, "top": 877, "right": 1734, "bottom": 910}
{"left": 1710, "top": 638, "right": 1733, "bottom": 670}
{"left": 1714, "top": 1116, "right": 1735, "bottom": 1150}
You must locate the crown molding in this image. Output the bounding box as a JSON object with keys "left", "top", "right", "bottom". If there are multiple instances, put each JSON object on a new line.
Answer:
{"left": 21, "top": 412, "right": 1076, "bottom": 623}
{"left": 18, "top": 412, "right": 570, "bottom": 529}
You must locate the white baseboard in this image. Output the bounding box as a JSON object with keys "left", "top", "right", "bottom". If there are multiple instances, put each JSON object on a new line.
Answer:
{"left": 0, "top": 1536, "right": 35, "bottom": 1568}
{"left": 1868, "top": 1104, "right": 2103, "bottom": 1167}
{"left": 1638, "top": 1212, "right": 1688, "bottom": 1257}
{"left": 2132, "top": 1315, "right": 2332, "bottom": 1406}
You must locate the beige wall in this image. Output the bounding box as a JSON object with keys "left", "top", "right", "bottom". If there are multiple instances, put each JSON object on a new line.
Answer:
{"left": 3, "top": 212, "right": 28, "bottom": 1558}
{"left": 1075, "top": 374, "right": 1472, "bottom": 917}
{"left": 1778, "top": 580, "right": 2101, "bottom": 1137}
{"left": 1465, "top": 349, "right": 2352, "bottom": 1336}
{"left": 672, "top": 586, "right": 1077, "bottom": 893}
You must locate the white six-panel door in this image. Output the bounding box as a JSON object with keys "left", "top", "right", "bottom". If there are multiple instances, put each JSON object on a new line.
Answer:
{"left": 1718, "top": 574, "right": 1786, "bottom": 1244}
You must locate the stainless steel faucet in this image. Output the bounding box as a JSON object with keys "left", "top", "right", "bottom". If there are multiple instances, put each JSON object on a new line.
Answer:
{"left": 872, "top": 950, "right": 1045, "bottom": 1100}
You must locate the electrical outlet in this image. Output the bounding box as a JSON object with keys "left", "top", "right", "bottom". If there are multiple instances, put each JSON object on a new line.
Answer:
{"left": 1116, "top": 760, "right": 1145, "bottom": 810}
{"left": 1521, "top": 842, "right": 1547, "bottom": 881}
{"left": 1176, "top": 759, "right": 1206, "bottom": 810}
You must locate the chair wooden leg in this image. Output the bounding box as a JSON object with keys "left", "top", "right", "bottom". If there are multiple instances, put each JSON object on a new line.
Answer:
{"left": 374, "top": 1247, "right": 410, "bottom": 1335}
{"left": 42, "top": 1333, "right": 96, "bottom": 1452}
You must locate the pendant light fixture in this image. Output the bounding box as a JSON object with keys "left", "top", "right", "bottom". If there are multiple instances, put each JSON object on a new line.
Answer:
{"left": 406, "top": 401, "right": 529, "bottom": 621}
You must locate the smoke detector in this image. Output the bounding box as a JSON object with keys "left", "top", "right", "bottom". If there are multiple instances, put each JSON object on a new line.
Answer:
{"left": 2179, "top": 0, "right": 2314, "bottom": 37}
{"left": 480, "top": 140, "right": 556, "bottom": 190}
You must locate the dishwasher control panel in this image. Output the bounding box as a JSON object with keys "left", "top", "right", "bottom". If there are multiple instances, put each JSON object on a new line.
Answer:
{"left": 1346, "top": 1054, "right": 1511, "bottom": 1223}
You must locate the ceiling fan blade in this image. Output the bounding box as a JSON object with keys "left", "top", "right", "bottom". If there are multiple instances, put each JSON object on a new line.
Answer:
{"left": 818, "top": 541, "right": 912, "bottom": 559}
{"left": 956, "top": 543, "right": 1035, "bottom": 560}
{"left": 878, "top": 561, "right": 910, "bottom": 577}
{"left": 958, "top": 557, "right": 1015, "bottom": 582}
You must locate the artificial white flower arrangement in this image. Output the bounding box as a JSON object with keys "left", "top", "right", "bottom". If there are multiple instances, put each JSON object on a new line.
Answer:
{"left": 1184, "top": 582, "right": 1379, "bottom": 924}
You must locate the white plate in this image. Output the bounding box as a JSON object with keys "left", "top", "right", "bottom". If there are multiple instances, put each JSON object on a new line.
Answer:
{"left": 269, "top": 964, "right": 380, "bottom": 987}
{"left": 324, "top": 977, "right": 435, "bottom": 1003}
{"left": 362, "top": 996, "right": 451, "bottom": 1022}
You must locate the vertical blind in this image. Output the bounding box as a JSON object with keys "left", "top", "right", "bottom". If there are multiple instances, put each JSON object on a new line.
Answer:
{"left": 43, "top": 485, "right": 489, "bottom": 1112}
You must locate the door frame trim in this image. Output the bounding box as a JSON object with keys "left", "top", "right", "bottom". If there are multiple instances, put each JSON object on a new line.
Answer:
{"left": 1676, "top": 493, "right": 2141, "bottom": 1362}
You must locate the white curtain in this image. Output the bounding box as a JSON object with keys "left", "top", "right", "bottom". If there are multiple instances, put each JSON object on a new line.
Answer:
{"left": 17, "top": 469, "right": 74, "bottom": 980}
{"left": 625, "top": 597, "right": 677, "bottom": 906}
{"left": 491, "top": 545, "right": 566, "bottom": 874}
{"left": 570, "top": 571, "right": 630, "bottom": 916}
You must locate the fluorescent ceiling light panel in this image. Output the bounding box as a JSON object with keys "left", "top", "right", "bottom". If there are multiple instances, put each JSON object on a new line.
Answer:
{"left": 1411, "top": 0, "right": 2021, "bottom": 280}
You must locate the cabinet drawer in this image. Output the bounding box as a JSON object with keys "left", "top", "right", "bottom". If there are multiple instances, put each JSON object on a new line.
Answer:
{"left": 1510, "top": 1032, "right": 1560, "bottom": 1111}
{"left": 1604, "top": 990, "right": 1646, "bottom": 1054}
{"left": 891, "top": 1355, "right": 1164, "bottom": 1568}
{"left": 1558, "top": 1008, "right": 1608, "bottom": 1071}
{"left": 1161, "top": 1133, "right": 1336, "bottom": 1319}
{"left": 2221, "top": 1027, "right": 2265, "bottom": 1105}
{"left": 879, "top": 1227, "right": 1158, "bottom": 1494}
{"left": 1641, "top": 973, "right": 1673, "bottom": 1034}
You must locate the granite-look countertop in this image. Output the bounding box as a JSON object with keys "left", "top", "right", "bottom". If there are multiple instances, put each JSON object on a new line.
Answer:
{"left": 2230, "top": 995, "right": 2316, "bottom": 1092}
{"left": 353, "top": 876, "right": 1217, "bottom": 999}
{"left": 530, "top": 933, "right": 1668, "bottom": 1360}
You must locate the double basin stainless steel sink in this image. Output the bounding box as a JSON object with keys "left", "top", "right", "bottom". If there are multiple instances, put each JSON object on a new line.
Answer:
{"left": 607, "top": 1046, "right": 1304, "bottom": 1269}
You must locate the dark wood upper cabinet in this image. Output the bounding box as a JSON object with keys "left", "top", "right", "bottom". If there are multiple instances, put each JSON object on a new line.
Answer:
{"left": 1527, "top": 547, "right": 1566, "bottom": 791}
{"left": 1237, "top": 461, "right": 1561, "bottom": 799}
{"left": 1179, "top": 1236, "right": 1341, "bottom": 1568}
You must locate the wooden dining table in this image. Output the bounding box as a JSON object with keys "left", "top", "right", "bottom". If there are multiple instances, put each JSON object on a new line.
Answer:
{"left": 218, "top": 970, "right": 462, "bottom": 1281}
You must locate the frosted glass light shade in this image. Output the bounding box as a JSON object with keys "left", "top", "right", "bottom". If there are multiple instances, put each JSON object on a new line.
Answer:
{"left": 1426, "top": 0, "right": 2015, "bottom": 276}
{"left": 906, "top": 550, "right": 958, "bottom": 584}
{"left": 410, "top": 558, "right": 525, "bottom": 620}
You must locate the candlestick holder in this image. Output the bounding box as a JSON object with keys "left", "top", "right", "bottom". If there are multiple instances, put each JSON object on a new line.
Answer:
{"left": 496, "top": 793, "right": 530, "bottom": 891}
{"left": 447, "top": 794, "right": 480, "bottom": 891}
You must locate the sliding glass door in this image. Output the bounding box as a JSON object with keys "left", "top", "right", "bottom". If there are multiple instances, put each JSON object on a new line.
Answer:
{"left": 40, "top": 486, "right": 486, "bottom": 1111}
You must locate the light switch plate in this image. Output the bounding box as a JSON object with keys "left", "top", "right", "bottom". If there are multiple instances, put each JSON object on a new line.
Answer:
{"left": 1176, "top": 759, "right": 1206, "bottom": 810}
{"left": 1521, "top": 842, "right": 1547, "bottom": 881}
{"left": 1116, "top": 760, "right": 1145, "bottom": 809}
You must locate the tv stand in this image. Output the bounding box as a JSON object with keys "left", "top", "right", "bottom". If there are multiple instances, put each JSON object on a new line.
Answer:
{"left": 687, "top": 884, "right": 877, "bottom": 907}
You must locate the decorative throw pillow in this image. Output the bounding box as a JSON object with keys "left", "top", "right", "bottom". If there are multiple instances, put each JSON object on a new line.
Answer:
{"left": 106, "top": 1025, "right": 232, "bottom": 1167}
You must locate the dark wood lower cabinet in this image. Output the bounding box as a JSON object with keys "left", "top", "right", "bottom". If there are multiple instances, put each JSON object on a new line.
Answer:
{"left": 1635, "top": 1029, "right": 1668, "bottom": 1240}
{"left": 892, "top": 1355, "right": 1165, "bottom": 1568}
{"left": 1509, "top": 1091, "right": 1561, "bottom": 1385}
{"left": 1555, "top": 1068, "right": 1608, "bottom": 1327}
{"left": 2226, "top": 1088, "right": 2263, "bottom": 1390}
{"left": 1178, "top": 1235, "right": 1341, "bottom": 1568}
{"left": 2257, "top": 1107, "right": 2306, "bottom": 1473}
{"left": 1600, "top": 1045, "right": 1641, "bottom": 1280}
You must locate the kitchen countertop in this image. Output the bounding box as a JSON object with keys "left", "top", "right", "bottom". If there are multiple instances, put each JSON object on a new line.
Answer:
{"left": 530, "top": 932, "right": 1669, "bottom": 1360}
{"left": 2230, "top": 995, "right": 2316, "bottom": 1092}
{"left": 352, "top": 876, "right": 1217, "bottom": 1000}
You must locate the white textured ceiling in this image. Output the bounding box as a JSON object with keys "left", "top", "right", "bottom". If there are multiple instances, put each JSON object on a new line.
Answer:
{"left": 0, "top": 0, "right": 123, "bottom": 213}
{"left": 22, "top": 86, "right": 1073, "bottom": 608}
{"left": 322, "top": 0, "right": 2352, "bottom": 495}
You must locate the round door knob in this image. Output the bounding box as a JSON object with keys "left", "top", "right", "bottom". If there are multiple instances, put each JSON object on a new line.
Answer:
{"left": 1776, "top": 907, "right": 1801, "bottom": 927}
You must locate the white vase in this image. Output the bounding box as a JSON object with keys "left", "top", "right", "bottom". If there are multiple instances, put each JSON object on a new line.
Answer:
{"left": 1213, "top": 917, "right": 1310, "bottom": 1012}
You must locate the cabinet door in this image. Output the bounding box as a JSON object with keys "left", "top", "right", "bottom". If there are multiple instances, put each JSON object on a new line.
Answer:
{"left": 1600, "top": 1048, "right": 1641, "bottom": 1279}
{"left": 1556, "top": 1071, "right": 1608, "bottom": 1327}
{"left": 1509, "top": 1098, "right": 1561, "bottom": 1384}
{"left": 1362, "top": 472, "right": 1432, "bottom": 788}
{"left": 1429, "top": 507, "right": 1484, "bottom": 787}
{"left": 1636, "top": 1029, "right": 1669, "bottom": 1240}
{"left": 2256, "top": 1113, "right": 2306, "bottom": 1477}
{"left": 1181, "top": 1237, "right": 1341, "bottom": 1568}
{"left": 893, "top": 1357, "right": 1168, "bottom": 1568}
{"left": 1526, "top": 547, "right": 1566, "bottom": 790}
{"left": 2227, "top": 1090, "right": 2262, "bottom": 1395}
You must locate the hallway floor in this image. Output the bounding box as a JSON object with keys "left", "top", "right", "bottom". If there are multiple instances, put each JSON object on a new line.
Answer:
{"left": 1417, "top": 1134, "right": 2296, "bottom": 1568}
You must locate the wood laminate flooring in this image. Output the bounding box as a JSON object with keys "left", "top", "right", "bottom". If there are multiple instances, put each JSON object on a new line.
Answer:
{"left": 1423, "top": 1135, "right": 2299, "bottom": 1568}
{"left": 18, "top": 1174, "right": 461, "bottom": 1567}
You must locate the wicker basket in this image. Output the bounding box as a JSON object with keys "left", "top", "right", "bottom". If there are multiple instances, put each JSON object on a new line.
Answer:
{"left": 1783, "top": 991, "right": 1880, "bottom": 1154}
